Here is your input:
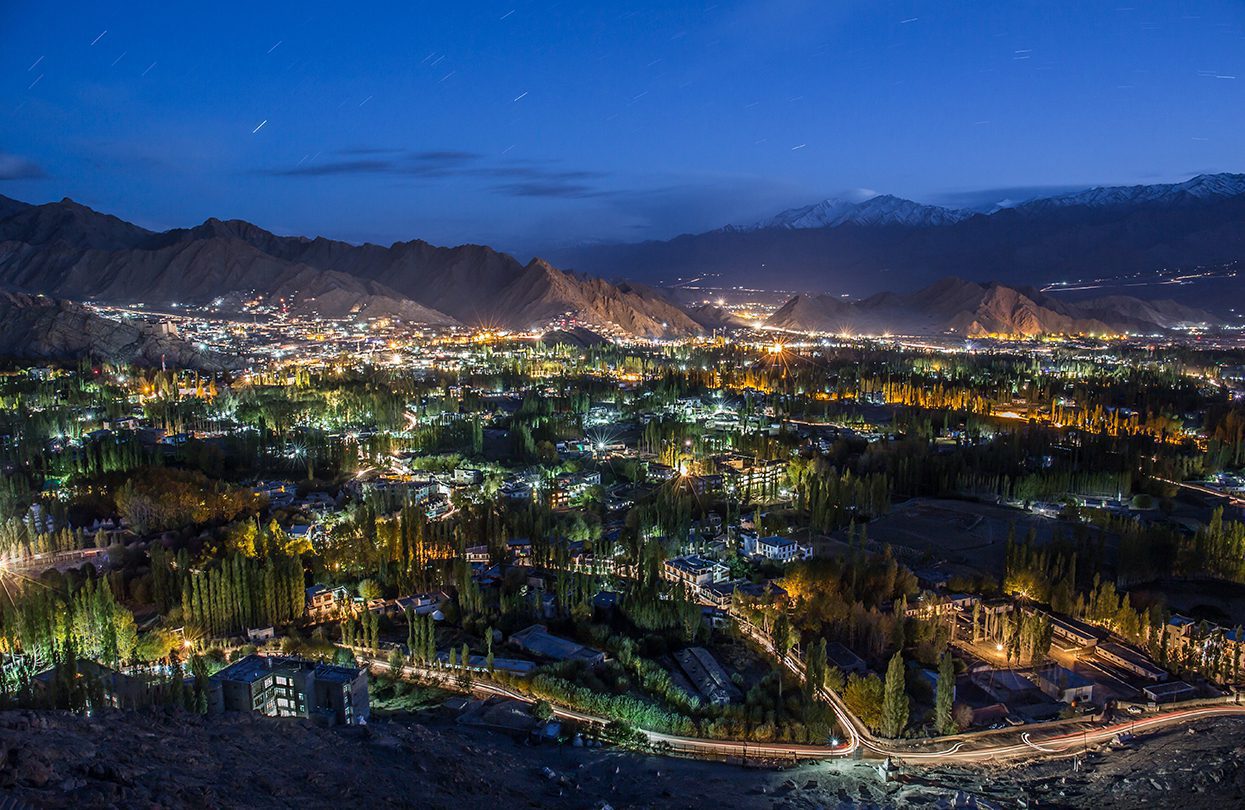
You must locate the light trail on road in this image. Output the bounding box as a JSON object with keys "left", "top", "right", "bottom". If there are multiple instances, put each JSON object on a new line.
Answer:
{"left": 353, "top": 617, "right": 1245, "bottom": 767}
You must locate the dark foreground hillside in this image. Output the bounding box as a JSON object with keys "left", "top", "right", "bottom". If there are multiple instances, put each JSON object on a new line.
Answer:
{"left": 1, "top": 709, "right": 1244, "bottom": 808}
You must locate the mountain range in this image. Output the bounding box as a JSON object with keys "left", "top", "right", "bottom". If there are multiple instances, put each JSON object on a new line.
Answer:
{"left": 0, "top": 196, "right": 700, "bottom": 338}
{"left": 545, "top": 173, "right": 1245, "bottom": 310}
{"left": 732, "top": 193, "right": 973, "bottom": 230}
{"left": 0, "top": 178, "right": 1237, "bottom": 356}
{"left": 765, "top": 277, "right": 1214, "bottom": 338}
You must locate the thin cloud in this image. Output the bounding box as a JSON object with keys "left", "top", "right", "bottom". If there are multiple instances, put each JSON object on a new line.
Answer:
{"left": 266, "top": 159, "right": 397, "bottom": 177}
{"left": 931, "top": 184, "right": 1090, "bottom": 210}
{"left": 0, "top": 152, "right": 46, "bottom": 181}
{"left": 336, "top": 146, "right": 406, "bottom": 156}
{"left": 493, "top": 181, "right": 606, "bottom": 198}
{"left": 411, "top": 150, "right": 480, "bottom": 162}
{"left": 260, "top": 149, "right": 608, "bottom": 196}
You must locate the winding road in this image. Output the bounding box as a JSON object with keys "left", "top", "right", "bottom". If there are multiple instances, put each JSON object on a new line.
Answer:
{"left": 354, "top": 635, "right": 1245, "bottom": 766}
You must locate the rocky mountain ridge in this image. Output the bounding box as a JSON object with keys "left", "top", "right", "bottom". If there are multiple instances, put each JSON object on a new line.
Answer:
{"left": 0, "top": 291, "right": 237, "bottom": 369}
{"left": 0, "top": 192, "right": 1231, "bottom": 342}
{"left": 545, "top": 173, "right": 1245, "bottom": 309}
{"left": 766, "top": 277, "right": 1216, "bottom": 337}
{"left": 735, "top": 193, "right": 972, "bottom": 230}
{"left": 0, "top": 196, "right": 698, "bottom": 338}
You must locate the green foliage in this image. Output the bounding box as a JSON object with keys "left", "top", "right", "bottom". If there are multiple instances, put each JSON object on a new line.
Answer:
{"left": 880, "top": 651, "right": 909, "bottom": 739}
{"left": 115, "top": 467, "right": 262, "bottom": 534}
{"left": 842, "top": 672, "right": 883, "bottom": 732}
{"left": 2, "top": 577, "right": 135, "bottom": 669}
{"left": 358, "top": 578, "right": 383, "bottom": 601}
{"left": 934, "top": 650, "right": 956, "bottom": 736}
{"left": 179, "top": 553, "right": 304, "bottom": 638}
{"left": 135, "top": 627, "right": 182, "bottom": 663}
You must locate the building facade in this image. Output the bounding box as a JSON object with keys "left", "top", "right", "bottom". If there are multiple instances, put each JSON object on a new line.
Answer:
{"left": 210, "top": 654, "right": 369, "bottom": 726}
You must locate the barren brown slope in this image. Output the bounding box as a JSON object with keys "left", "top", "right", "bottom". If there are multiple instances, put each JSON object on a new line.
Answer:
{"left": 0, "top": 292, "right": 237, "bottom": 369}
{"left": 0, "top": 198, "right": 704, "bottom": 337}
{"left": 766, "top": 277, "right": 1218, "bottom": 336}
{"left": 0, "top": 234, "right": 455, "bottom": 323}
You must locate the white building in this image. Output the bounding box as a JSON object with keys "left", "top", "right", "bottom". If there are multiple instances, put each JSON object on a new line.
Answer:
{"left": 663, "top": 555, "right": 729, "bottom": 590}
{"left": 755, "top": 535, "right": 800, "bottom": 562}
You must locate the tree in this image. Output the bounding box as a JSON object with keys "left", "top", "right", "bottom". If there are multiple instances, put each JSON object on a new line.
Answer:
{"left": 358, "top": 578, "right": 383, "bottom": 601}
{"left": 824, "top": 665, "right": 846, "bottom": 695}
{"left": 842, "top": 672, "right": 884, "bottom": 732}
{"left": 485, "top": 625, "right": 495, "bottom": 673}
{"left": 804, "top": 637, "right": 828, "bottom": 702}
{"left": 952, "top": 702, "right": 974, "bottom": 731}
{"left": 880, "top": 651, "right": 909, "bottom": 739}
{"left": 136, "top": 628, "right": 181, "bottom": 663}
{"left": 772, "top": 611, "right": 794, "bottom": 659}
{"left": 771, "top": 611, "right": 795, "bottom": 697}
{"left": 190, "top": 655, "right": 210, "bottom": 714}
{"left": 934, "top": 650, "right": 956, "bottom": 735}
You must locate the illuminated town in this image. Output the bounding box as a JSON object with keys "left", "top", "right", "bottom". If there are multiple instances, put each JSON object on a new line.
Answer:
{"left": 4, "top": 304, "right": 1245, "bottom": 777}
{"left": 3, "top": 1, "right": 1245, "bottom": 807}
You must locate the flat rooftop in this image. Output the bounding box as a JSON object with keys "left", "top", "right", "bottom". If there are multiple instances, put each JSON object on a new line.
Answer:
{"left": 212, "top": 654, "right": 360, "bottom": 685}
{"left": 1144, "top": 680, "right": 1195, "bottom": 698}
{"left": 1037, "top": 665, "right": 1094, "bottom": 688}
{"left": 509, "top": 625, "right": 602, "bottom": 663}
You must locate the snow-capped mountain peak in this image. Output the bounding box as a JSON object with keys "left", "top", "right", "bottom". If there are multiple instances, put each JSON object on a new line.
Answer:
{"left": 740, "top": 193, "right": 972, "bottom": 230}
{"left": 1016, "top": 173, "right": 1245, "bottom": 212}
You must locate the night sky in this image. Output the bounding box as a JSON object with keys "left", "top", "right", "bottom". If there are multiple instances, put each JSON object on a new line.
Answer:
{"left": 2, "top": 1, "right": 1243, "bottom": 256}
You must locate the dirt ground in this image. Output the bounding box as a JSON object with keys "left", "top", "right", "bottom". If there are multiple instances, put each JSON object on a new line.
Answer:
{"left": 3, "top": 708, "right": 1244, "bottom": 809}
{"left": 862, "top": 497, "right": 1092, "bottom": 576}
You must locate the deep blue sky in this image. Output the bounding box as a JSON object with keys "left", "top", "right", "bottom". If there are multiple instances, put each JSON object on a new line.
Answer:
{"left": 1, "top": 0, "right": 1242, "bottom": 256}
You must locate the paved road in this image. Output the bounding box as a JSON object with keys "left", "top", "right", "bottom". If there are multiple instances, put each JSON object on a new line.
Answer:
{"left": 1, "top": 547, "right": 108, "bottom": 574}
{"left": 356, "top": 642, "right": 1245, "bottom": 766}
{"left": 1151, "top": 474, "right": 1245, "bottom": 509}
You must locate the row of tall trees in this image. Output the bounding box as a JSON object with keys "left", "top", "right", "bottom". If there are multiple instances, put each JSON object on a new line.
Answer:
{"left": 179, "top": 553, "right": 304, "bottom": 637}
{"left": 0, "top": 577, "right": 137, "bottom": 670}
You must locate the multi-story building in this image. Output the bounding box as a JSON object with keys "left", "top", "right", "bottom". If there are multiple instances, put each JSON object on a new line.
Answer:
{"left": 715, "top": 454, "right": 786, "bottom": 498}
{"left": 681, "top": 473, "right": 723, "bottom": 497}
{"left": 305, "top": 584, "right": 350, "bottom": 618}
{"left": 548, "top": 470, "right": 602, "bottom": 509}
{"left": 209, "top": 654, "right": 369, "bottom": 726}
{"left": 1166, "top": 613, "right": 1245, "bottom": 666}
{"left": 452, "top": 467, "right": 483, "bottom": 485}
{"left": 663, "top": 554, "right": 730, "bottom": 590}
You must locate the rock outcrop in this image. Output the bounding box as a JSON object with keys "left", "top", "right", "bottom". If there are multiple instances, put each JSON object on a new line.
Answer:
{"left": 0, "top": 292, "right": 236, "bottom": 369}
{"left": 766, "top": 277, "right": 1218, "bottom": 337}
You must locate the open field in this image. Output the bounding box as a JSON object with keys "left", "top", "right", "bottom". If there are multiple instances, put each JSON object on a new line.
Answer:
{"left": 1128, "top": 578, "right": 1245, "bottom": 627}
{"left": 861, "top": 497, "right": 1075, "bottom": 575}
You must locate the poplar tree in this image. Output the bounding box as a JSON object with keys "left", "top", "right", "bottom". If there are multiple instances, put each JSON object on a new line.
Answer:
{"left": 881, "top": 651, "right": 909, "bottom": 739}
{"left": 934, "top": 650, "right": 956, "bottom": 735}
